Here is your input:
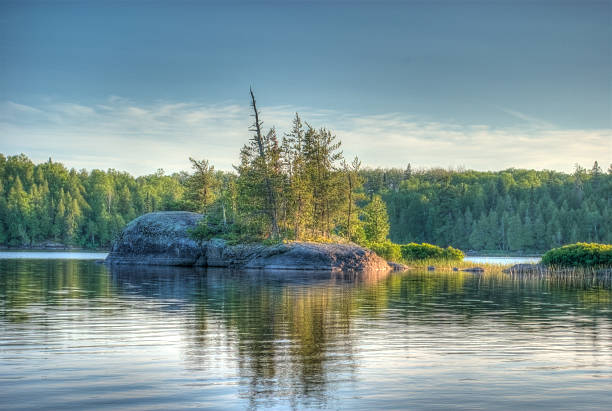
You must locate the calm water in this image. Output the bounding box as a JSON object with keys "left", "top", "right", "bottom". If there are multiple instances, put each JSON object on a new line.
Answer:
{"left": 464, "top": 256, "right": 541, "bottom": 265}
{"left": 0, "top": 250, "right": 108, "bottom": 260}
{"left": 0, "top": 256, "right": 611, "bottom": 410}
{"left": 0, "top": 252, "right": 543, "bottom": 265}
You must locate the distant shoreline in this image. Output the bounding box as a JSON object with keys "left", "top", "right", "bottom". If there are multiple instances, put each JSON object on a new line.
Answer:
{"left": 0, "top": 245, "right": 109, "bottom": 252}
{"left": 0, "top": 244, "right": 542, "bottom": 257}
{"left": 465, "top": 250, "right": 542, "bottom": 258}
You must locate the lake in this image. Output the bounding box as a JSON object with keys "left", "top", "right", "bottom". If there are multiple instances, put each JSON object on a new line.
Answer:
{"left": 464, "top": 255, "right": 541, "bottom": 265}
{"left": 0, "top": 254, "right": 610, "bottom": 410}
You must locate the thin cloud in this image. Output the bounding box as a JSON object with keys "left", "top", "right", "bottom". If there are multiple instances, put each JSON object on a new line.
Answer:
{"left": 4, "top": 101, "right": 43, "bottom": 114}
{"left": 496, "top": 106, "right": 556, "bottom": 129}
{"left": 0, "top": 98, "right": 609, "bottom": 175}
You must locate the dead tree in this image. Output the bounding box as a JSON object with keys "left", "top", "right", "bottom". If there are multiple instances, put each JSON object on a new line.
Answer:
{"left": 249, "top": 88, "right": 280, "bottom": 239}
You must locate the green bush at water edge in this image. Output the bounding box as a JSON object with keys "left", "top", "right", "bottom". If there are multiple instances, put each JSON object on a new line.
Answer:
{"left": 367, "top": 241, "right": 402, "bottom": 262}
{"left": 541, "top": 243, "right": 612, "bottom": 267}
{"left": 400, "top": 242, "right": 464, "bottom": 261}
{"left": 366, "top": 241, "right": 464, "bottom": 262}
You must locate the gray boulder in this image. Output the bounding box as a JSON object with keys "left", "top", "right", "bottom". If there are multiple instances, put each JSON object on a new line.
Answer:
{"left": 107, "top": 212, "right": 393, "bottom": 272}
{"left": 388, "top": 261, "right": 411, "bottom": 271}
{"left": 201, "top": 240, "right": 391, "bottom": 271}
{"left": 243, "top": 242, "right": 390, "bottom": 272}
{"left": 106, "top": 211, "right": 204, "bottom": 266}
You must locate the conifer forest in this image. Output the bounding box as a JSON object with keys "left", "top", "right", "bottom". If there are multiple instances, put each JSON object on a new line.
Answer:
{"left": 1, "top": 93, "right": 610, "bottom": 253}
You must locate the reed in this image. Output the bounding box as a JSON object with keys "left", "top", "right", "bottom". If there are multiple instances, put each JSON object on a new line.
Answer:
{"left": 404, "top": 259, "right": 612, "bottom": 288}
{"left": 507, "top": 265, "right": 612, "bottom": 288}
{"left": 405, "top": 259, "right": 510, "bottom": 273}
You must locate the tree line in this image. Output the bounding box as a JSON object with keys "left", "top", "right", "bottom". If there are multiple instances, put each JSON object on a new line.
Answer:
{"left": 0, "top": 91, "right": 389, "bottom": 248}
{"left": 361, "top": 162, "right": 611, "bottom": 252}
{"left": 1, "top": 92, "right": 609, "bottom": 252}
{"left": 2, "top": 155, "right": 609, "bottom": 253}
{"left": 0, "top": 154, "right": 186, "bottom": 247}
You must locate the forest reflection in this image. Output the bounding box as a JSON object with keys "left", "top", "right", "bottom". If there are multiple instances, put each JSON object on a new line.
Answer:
{"left": 1, "top": 260, "right": 610, "bottom": 408}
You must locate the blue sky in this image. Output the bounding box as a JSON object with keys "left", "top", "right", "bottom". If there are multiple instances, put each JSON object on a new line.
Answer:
{"left": 1, "top": 0, "right": 610, "bottom": 174}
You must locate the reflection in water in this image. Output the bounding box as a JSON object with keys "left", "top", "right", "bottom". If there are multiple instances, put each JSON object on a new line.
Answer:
{"left": 0, "top": 260, "right": 611, "bottom": 410}
{"left": 0, "top": 251, "right": 108, "bottom": 260}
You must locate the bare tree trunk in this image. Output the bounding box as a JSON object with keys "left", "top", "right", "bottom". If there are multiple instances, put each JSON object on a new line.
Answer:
{"left": 249, "top": 88, "right": 280, "bottom": 239}
{"left": 347, "top": 172, "right": 353, "bottom": 241}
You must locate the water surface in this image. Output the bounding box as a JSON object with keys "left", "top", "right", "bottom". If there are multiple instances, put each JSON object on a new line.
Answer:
{"left": 0, "top": 250, "right": 108, "bottom": 260}
{"left": 0, "top": 258, "right": 610, "bottom": 410}
{"left": 464, "top": 255, "right": 541, "bottom": 265}
{"left": 0, "top": 252, "right": 539, "bottom": 265}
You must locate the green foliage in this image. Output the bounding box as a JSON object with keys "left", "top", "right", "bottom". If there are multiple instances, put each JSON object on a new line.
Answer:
{"left": 0, "top": 154, "right": 185, "bottom": 248}
{"left": 541, "top": 243, "right": 612, "bottom": 267}
{"left": 4, "top": 130, "right": 607, "bottom": 254}
{"left": 0, "top": 101, "right": 371, "bottom": 249}
{"left": 362, "top": 195, "right": 390, "bottom": 243}
{"left": 362, "top": 162, "right": 612, "bottom": 253}
{"left": 183, "top": 158, "right": 218, "bottom": 213}
{"left": 368, "top": 241, "right": 402, "bottom": 262}
{"left": 342, "top": 156, "right": 365, "bottom": 242}
{"left": 443, "top": 246, "right": 465, "bottom": 260}
{"left": 235, "top": 97, "right": 365, "bottom": 243}
{"left": 189, "top": 218, "right": 273, "bottom": 246}
{"left": 400, "top": 243, "right": 465, "bottom": 261}
{"left": 188, "top": 215, "right": 226, "bottom": 243}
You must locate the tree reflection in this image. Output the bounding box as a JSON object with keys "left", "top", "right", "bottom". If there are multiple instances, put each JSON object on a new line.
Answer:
{"left": 1, "top": 260, "right": 610, "bottom": 409}
{"left": 0, "top": 259, "right": 111, "bottom": 322}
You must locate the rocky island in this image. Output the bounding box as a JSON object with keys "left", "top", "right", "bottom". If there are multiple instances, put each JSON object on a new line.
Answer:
{"left": 105, "top": 211, "right": 395, "bottom": 272}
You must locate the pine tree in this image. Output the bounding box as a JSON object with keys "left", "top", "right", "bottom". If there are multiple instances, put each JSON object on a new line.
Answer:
{"left": 363, "top": 195, "right": 390, "bottom": 243}
{"left": 6, "top": 176, "right": 30, "bottom": 245}
{"left": 65, "top": 197, "right": 82, "bottom": 243}
{"left": 505, "top": 214, "right": 522, "bottom": 251}
{"left": 53, "top": 196, "right": 66, "bottom": 240}
{"left": 343, "top": 156, "right": 363, "bottom": 242}
{"left": 184, "top": 158, "right": 218, "bottom": 213}
{"left": 0, "top": 179, "right": 7, "bottom": 244}
{"left": 117, "top": 185, "right": 135, "bottom": 220}
{"left": 234, "top": 89, "right": 282, "bottom": 239}
{"left": 284, "top": 113, "right": 308, "bottom": 239}
{"left": 469, "top": 213, "right": 488, "bottom": 250}
{"left": 302, "top": 126, "right": 343, "bottom": 237}
{"left": 404, "top": 163, "right": 412, "bottom": 180}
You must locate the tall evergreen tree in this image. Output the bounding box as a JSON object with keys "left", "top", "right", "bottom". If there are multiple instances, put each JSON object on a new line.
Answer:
{"left": 235, "top": 89, "right": 282, "bottom": 239}
{"left": 363, "top": 195, "right": 390, "bottom": 244}
{"left": 184, "top": 158, "right": 218, "bottom": 213}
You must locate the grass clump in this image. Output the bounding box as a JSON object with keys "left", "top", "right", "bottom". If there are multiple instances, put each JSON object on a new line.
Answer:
{"left": 541, "top": 243, "right": 612, "bottom": 268}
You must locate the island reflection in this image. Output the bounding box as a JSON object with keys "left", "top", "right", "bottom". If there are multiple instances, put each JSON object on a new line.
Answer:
{"left": 1, "top": 260, "right": 610, "bottom": 409}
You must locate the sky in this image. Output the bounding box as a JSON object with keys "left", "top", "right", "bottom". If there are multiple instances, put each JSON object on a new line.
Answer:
{"left": 0, "top": 0, "right": 610, "bottom": 175}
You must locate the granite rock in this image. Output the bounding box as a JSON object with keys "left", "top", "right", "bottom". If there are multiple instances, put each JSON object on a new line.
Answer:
{"left": 105, "top": 211, "right": 204, "bottom": 266}
{"left": 107, "top": 212, "right": 393, "bottom": 272}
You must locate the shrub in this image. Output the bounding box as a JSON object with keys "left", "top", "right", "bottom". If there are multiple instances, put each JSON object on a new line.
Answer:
{"left": 368, "top": 241, "right": 402, "bottom": 262}
{"left": 188, "top": 215, "right": 227, "bottom": 243}
{"left": 443, "top": 245, "right": 465, "bottom": 261}
{"left": 541, "top": 243, "right": 612, "bottom": 267}
{"left": 189, "top": 216, "right": 267, "bottom": 245}
{"left": 400, "top": 242, "right": 464, "bottom": 261}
